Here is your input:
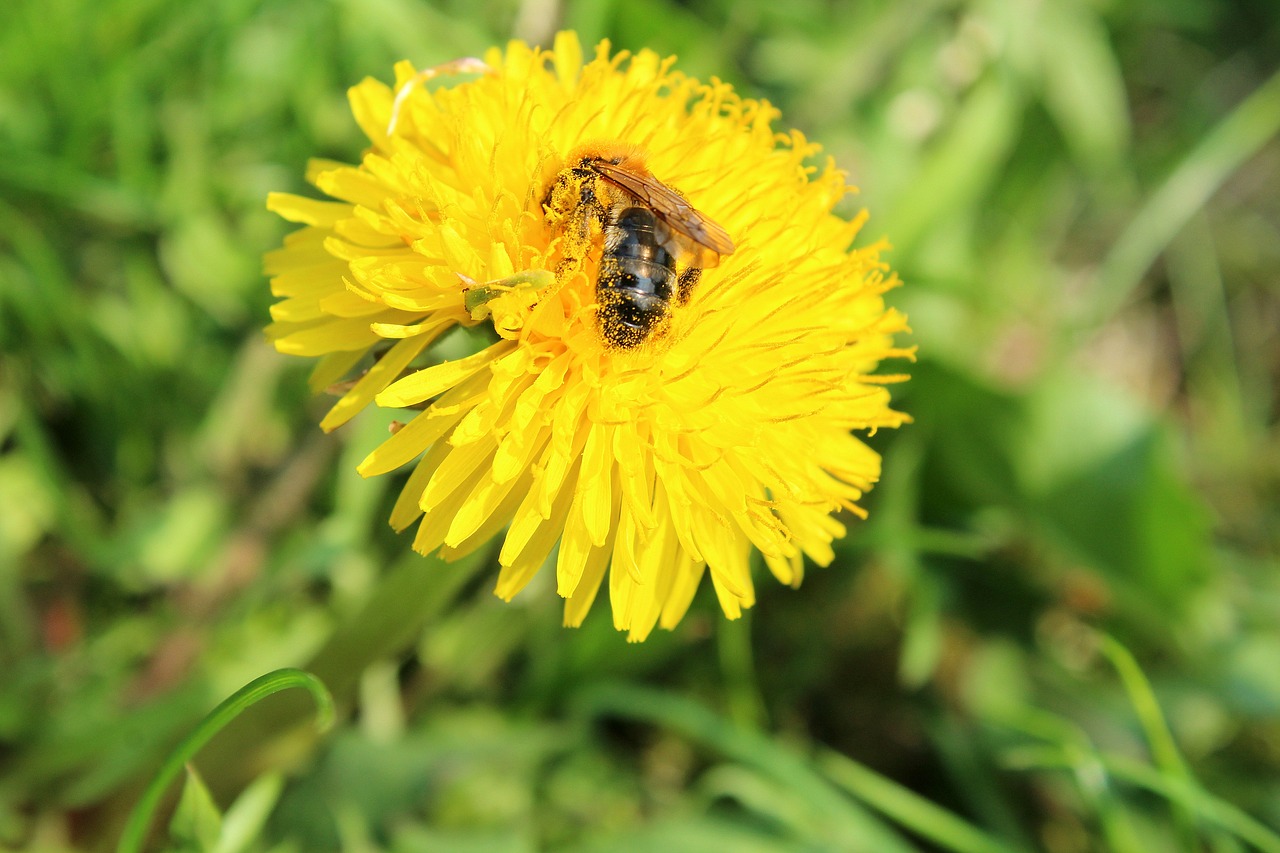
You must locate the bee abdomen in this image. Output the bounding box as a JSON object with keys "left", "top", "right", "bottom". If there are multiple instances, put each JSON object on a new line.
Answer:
{"left": 597, "top": 255, "right": 674, "bottom": 348}
{"left": 596, "top": 207, "right": 681, "bottom": 348}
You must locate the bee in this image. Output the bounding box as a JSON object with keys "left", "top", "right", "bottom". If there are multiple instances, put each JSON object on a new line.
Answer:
{"left": 542, "top": 143, "right": 735, "bottom": 348}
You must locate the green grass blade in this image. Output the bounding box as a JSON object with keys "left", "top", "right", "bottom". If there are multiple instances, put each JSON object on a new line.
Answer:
{"left": 817, "top": 748, "right": 1028, "bottom": 853}
{"left": 1094, "top": 64, "right": 1280, "bottom": 322}
{"left": 1099, "top": 634, "right": 1197, "bottom": 846}
{"left": 576, "top": 682, "right": 1031, "bottom": 852}
{"left": 116, "top": 668, "right": 334, "bottom": 853}
{"left": 1100, "top": 756, "right": 1280, "bottom": 853}
{"left": 1011, "top": 748, "right": 1280, "bottom": 853}
{"left": 1002, "top": 743, "right": 1145, "bottom": 853}
{"left": 1098, "top": 637, "right": 1186, "bottom": 778}
{"left": 574, "top": 682, "right": 915, "bottom": 851}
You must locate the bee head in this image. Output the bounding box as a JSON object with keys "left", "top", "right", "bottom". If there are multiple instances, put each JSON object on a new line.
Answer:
{"left": 565, "top": 141, "right": 649, "bottom": 175}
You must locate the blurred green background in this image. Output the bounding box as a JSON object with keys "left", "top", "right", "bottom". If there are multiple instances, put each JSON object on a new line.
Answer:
{"left": 3, "top": 0, "right": 1279, "bottom": 850}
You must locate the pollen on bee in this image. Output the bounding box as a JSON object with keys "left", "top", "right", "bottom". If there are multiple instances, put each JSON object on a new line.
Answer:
{"left": 566, "top": 140, "right": 649, "bottom": 173}
{"left": 538, "top": 139, "right": 734, "bottom": 350}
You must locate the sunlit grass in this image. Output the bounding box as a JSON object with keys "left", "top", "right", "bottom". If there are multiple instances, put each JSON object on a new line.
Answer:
{"left": 3, "top": 0, "right": 1278, "bottom": 850}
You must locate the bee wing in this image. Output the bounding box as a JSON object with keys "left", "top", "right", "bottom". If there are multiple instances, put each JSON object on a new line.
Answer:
{"left": 594, "top": 162, "right": 736, "bottom": 262}
{"left": 655, "top": 230, "right": 723, "bottom": 270}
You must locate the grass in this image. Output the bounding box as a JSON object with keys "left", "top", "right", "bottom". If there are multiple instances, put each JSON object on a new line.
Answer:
{"left": 2, "top": 0, "right": 1279, "bottom": 850}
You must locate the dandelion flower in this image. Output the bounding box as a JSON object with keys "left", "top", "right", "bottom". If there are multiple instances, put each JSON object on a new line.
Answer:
{"left": 265, "top": 32, "right": 912, "bottom": 641}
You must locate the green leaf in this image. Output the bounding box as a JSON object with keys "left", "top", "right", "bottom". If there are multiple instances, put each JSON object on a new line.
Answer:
{"left": 908, "top": 360, "right": 1027, "bottom": 509}
{"left": 1018, "top": 371, "right": 1211, "bottom": 619}
{"left": 0, "top": 451, "right": 57, "bottom": 559}
{"left": 899, "top": 570, "right": 944, "bottom": 689}
{"left": 1035, "top": 427, "right": 1211, "bottom": 617}
{"left": 132, "top": 488, "right": 228, "bottom": 586}
{"left": 169, "top": 765, "right": 223, "bottom": 852}
{"left": 879, "top": 73, "right": 1024, "bottom": 256}
{"left": 1034, "top": 0, "right": 1130, "bottom": 170}
{"left": 213, "top": 772, "right": 285, "bottom": 853}
{"left": 1016, "top": 370, "right": 1149, "bottom": 497}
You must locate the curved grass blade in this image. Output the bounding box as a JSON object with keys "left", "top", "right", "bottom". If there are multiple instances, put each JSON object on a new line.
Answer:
{"left": 1099, "top": 635, "right": 1198, "bottom": 847}
{"left": 116, "top": 668, "right": 335, "bottom": 853}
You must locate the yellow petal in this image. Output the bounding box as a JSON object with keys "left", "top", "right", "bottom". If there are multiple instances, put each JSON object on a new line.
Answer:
{"left": 389, "top": 440, "right": 451, "bottom": 531}
{"left": 266, "top": 192, "right": 352, "bottom": 227}
{"left": 321, "top": 334, "right": 435, "bottom": 433}
{"left": 271, "top": 316, "right": 382, "bottom": 355}
{"left": 440, "top": 470, "right": 532, "bottom": 560}
{"left": 357, "top": 371, "right": 488, "bottom": 476}
{"left": 308, "top": 349, "right": 366, "bottom": 395}
{"left": 578, "top": 422, "right": 614, "bottom": 548}
{"left": 377, "top": 342, "right": 512, "bottom": 408}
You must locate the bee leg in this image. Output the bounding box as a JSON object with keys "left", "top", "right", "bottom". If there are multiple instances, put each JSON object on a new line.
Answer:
{"left": 676, "top": 267, "right": 702, "bottom": 304}
{"left": 544, "top": 170, "right": 607, "bottom": 272}
{"left": 573, "top": 182, "right": 607, "bottom": 245}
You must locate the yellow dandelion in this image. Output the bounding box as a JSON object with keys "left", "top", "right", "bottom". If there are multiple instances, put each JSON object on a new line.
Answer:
{"left": 265, "top": 32, "right": 912, "bottom": 641}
